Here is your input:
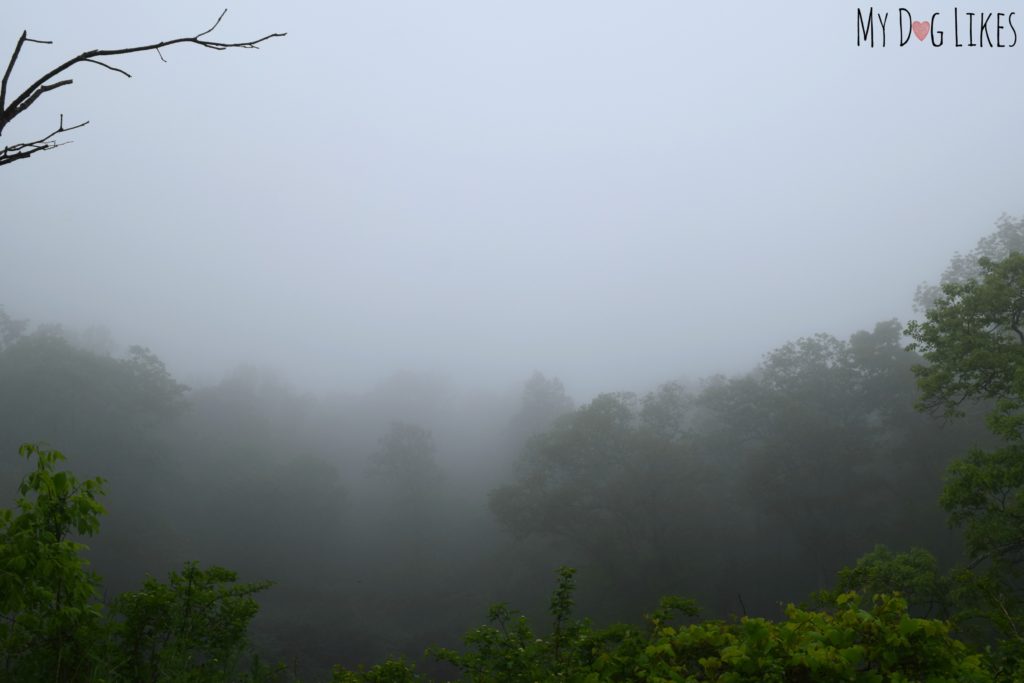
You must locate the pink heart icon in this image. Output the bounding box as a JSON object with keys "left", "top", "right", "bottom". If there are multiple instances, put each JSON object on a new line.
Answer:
{"left": 912, "top": 20, "right": 930, "bottom": 41}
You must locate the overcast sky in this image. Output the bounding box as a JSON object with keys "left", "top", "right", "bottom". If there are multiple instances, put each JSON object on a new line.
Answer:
{"left": 2, "top": 1, "right": 1022, "bottom": 399}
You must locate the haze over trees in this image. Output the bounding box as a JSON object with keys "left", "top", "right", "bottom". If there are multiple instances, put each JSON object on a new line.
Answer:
{"left": 3, "top": 218, "right": 1024, "bottom": 679}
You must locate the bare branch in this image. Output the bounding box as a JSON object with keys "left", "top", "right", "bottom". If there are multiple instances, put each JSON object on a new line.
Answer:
{"left": 967, "top": 537, "right": 1024, "bottom": 569}
{"left": 2, "top": 32, "right": 57, "bottom": 114}
{"left": 82, "top": 58, "right": 132, "bottom": 78}
{"left": 1, "top": 31, "right": 28, "bottom": 110}
{"left": 197, "top": 9, "right": 229, "bottom": 40}
{"left": 0, "top": 9, "right": 284, "bottom": 166}
{"left": 4, "top": 9, "right": 284, "bottom": 127}
{"left": 13, "top": 79, "right": 73, "bottom": 117}
{"left": 0, "top": 114, "right": 87, "bottom": 166}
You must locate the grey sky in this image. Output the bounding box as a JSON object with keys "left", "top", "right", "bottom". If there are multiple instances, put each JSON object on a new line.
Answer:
{"left": 3, "top": 1, "right": 1022, "bottom": 399}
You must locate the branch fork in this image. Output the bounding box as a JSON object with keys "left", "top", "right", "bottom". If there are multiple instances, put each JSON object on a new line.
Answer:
{"left": 0, "top": 9, "right": 284, "bottom": 167}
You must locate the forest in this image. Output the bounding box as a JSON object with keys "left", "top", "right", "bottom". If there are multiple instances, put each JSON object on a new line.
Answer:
{"left": 4, "top": 217, "right": 1024, "bottom": 681}
{"left": 4, "top": 4, "right": 1024, "bottom": 681}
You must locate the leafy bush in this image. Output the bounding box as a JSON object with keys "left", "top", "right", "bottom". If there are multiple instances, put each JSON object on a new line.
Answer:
{"left": 335, "top": 567, "right": 989, "bottom": 682}
{"left": 110, "top": 562, "right": 273, "bottom": 682}
{"left": 0, "top": 444, "right": 278, "bottom": 682}
{"left": 0, "top": 443, "right": 107, "bottom": 681}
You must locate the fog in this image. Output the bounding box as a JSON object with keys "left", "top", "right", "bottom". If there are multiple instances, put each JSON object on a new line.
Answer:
{"left": 3, "top": 2, "right": 1024, "bottom": 680}
{"left": 4, "top": 1, "right": 1020, "bottom": 398}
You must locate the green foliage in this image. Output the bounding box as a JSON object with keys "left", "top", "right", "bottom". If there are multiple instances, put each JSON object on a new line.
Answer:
{"left": 817, "top": 546, "right": 954, "bottom": 619}
{"left": 905, "top": 245, "right": 1024, "bottom": 662}
{"left": 0, "top": 443, "right": 107, "bottom": 682}
{"left": 821, "top": 545, "right": 1024, "bottom": 672}
{"left": 906, "top": 252, "right": 1024, "bottom": 438}
{"left": 0, "top": 444, "right": 280, "bottom": 683}
{"left": 907, "top": 252, "right": 1024, "bottom": 542}
{"left": 335, "top": 569, "right": 989, "bottom": 683}
{"left": 331, "top": 658, "right": 428, "bottom": 683}
{"left": 424, "top": 566, "right": 612, "bottom": 682}
{"left": 597, "top": 593, "right": 990, "bottom": 683}
{"left": 110, "top": 562, "right": 273, "bottom": 682}
{"left": 940, "top": 445, "right": 1024, "bottom": 564}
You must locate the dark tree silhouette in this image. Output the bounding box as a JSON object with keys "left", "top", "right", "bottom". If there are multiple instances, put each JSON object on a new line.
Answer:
{"left": 0, "top": 9, "right": 284, "bottom": 167}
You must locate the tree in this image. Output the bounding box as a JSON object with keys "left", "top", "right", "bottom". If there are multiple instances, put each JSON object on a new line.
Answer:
{"left": 0, "top": 305, "right": 27, "bottom": 350}
{"left": 914, "top": 215, "right": 1024, "bottom": 311}
{"left": 0, "top": 10, "right": 284, "bottom": 166}
{"left": 369, "top": 421, "right": 441, "bottom": 494}
{"left": 697, "top": 323, "right": 925, "bottom": 586}
{"left": 0, "top": 444, "right": 278, "bottom": 682}
{"left": 639, "top": 381, "right": 691, "bottom": 444}
{"left": 506, "top": 372, "right": 574, "bottom": 447}
{"left": 110, "top": 562, "right": 273, "bottom": 682}
{"left": 121, "top": 345, "right": 190, "bottom": 419}
{"left": 0, "top": 327, "right": 188, "bottom": 455}
{"left": 905, "top": 252, "right": 1024, "bottom": 565}
{"left": 0, "top": 444, "right": 106, "bottom": 682}
{"left": 907, "top": 252, "right": 1024, "bottom": 439}
{"left": 491, "top": 392, "right": 712, "bottom": 594}
{"left": 906, "top": 246, "right": 1024, "bottom": 664}
{"left": 817, "top": 545, "right": 954, "bottom": 619}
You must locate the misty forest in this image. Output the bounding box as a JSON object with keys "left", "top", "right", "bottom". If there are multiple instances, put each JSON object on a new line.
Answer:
{"left": 4, "top": 4, "right": 1024, "bottom": 683}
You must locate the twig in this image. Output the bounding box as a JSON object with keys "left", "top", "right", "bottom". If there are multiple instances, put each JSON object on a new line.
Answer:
{"left": 82, "top": 59, "right": 131, "bottom": 78}
{"left": 0, "top": 114, "right": 87, "bottom": 166}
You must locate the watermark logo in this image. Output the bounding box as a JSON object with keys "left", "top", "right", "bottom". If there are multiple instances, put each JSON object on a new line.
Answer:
{"left": 856, "top": 8, "right": 1018, "bottom": 47}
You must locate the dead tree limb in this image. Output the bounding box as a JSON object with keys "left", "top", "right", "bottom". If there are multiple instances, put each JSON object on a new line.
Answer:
{"left": 0, "top": 9, "right": 285, "bottom": 167}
